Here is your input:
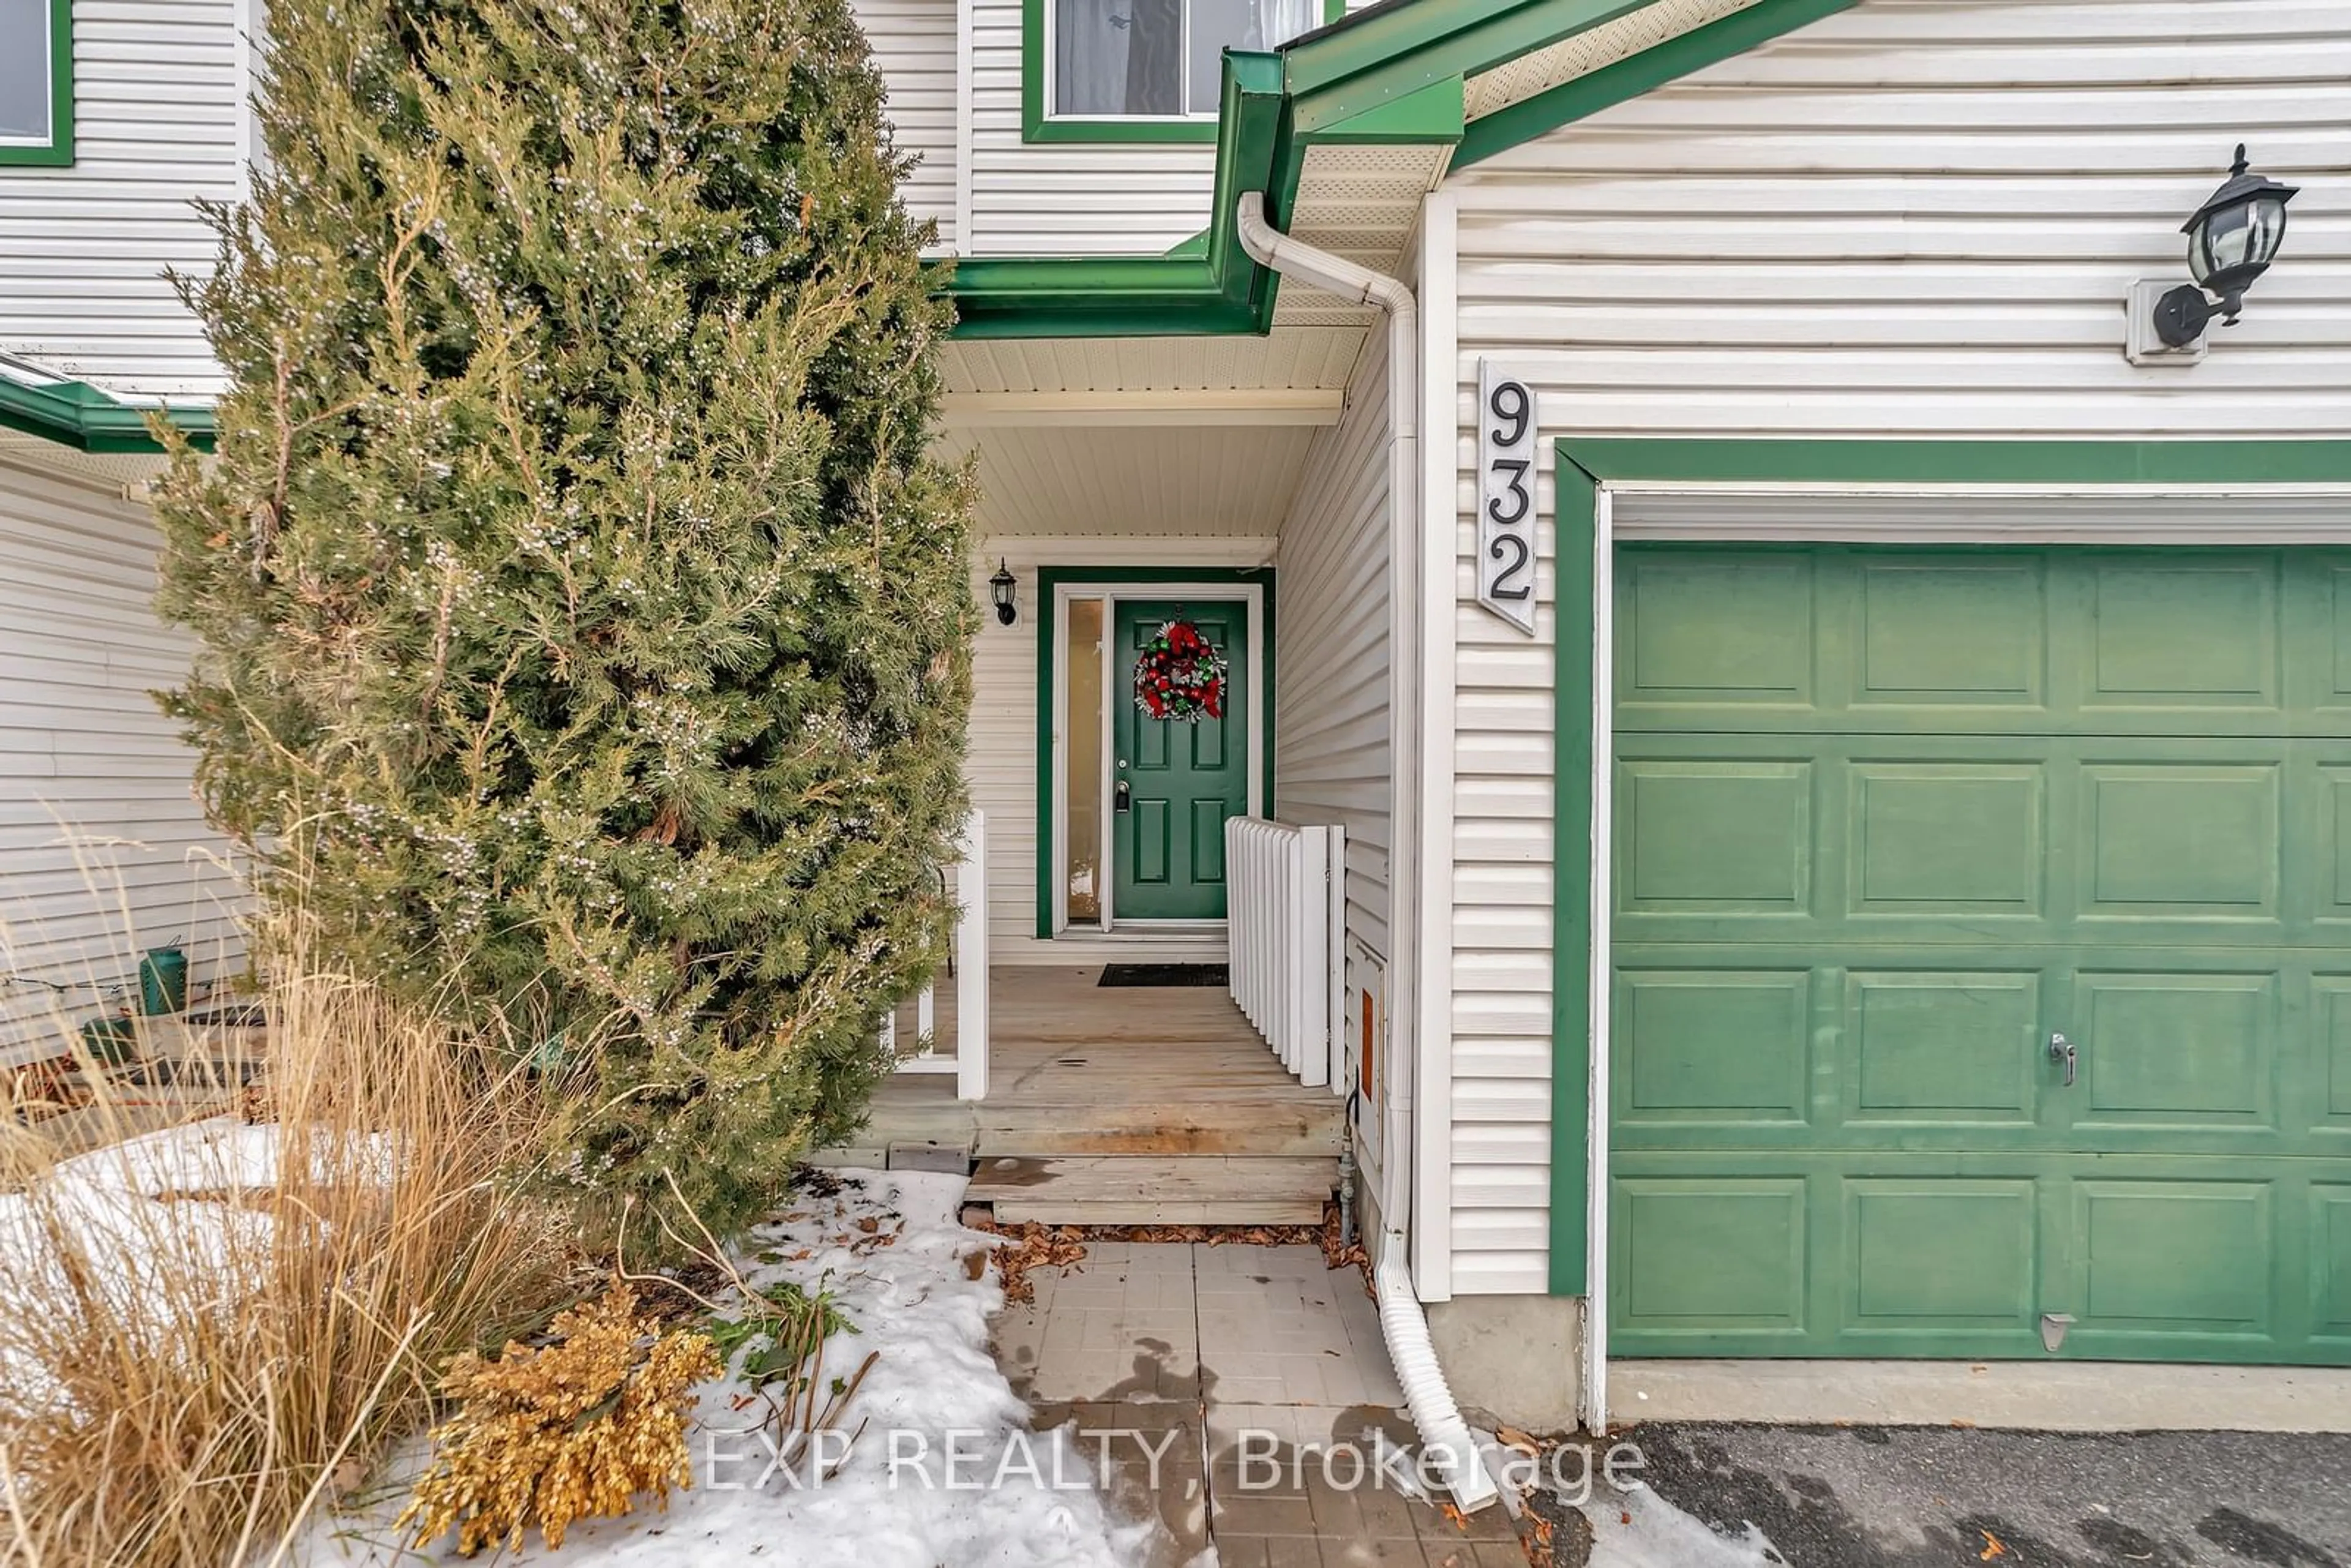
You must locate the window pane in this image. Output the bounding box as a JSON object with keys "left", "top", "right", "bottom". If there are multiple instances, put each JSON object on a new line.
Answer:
{"left": 1065, "top": 599, "right": 1106, "bottom": 925}
{"left": 1186, "top": 0, "right": 1319, "bottom": 113}
{"left": 0, "top": 0, "right": 52, "bottom": 142}
{"left": 1056, "top": 0, "right": 1180, "bottom": 116}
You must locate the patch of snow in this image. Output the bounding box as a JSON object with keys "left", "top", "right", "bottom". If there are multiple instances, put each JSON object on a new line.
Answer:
{"left": 0, "top": 1117, "right": 289, "bottom": 1330}
{"left": 1575, "top": 1482, "right": 1785, "bottom": 1568}
{"left": 302, "top": 1169, "right": 1181, "bottom": 1568}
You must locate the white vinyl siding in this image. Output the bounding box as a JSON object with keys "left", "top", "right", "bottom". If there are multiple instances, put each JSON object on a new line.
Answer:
{"left": 0, "top": 0, "right": 954, "bottom": 399}
{"left": 968, "top": 0, "right": 1216, "bottom": 256}
{"left": 0, "top": 452, "right": 246, "bottom": 1067}
{"left": 855, "top": 0, "right": 960, "bottom": 249}
{"left": 0, "top": 0, "right": 242, "bottom": 401}
{"left": 965, "top": 535, "right": 1275, "bottom": 963}
{"left": 1435, "top": 0, "right": 2351, "bottom": 1296}
{"left": 1272, "top": 328, "right": 1389, "bottom": 964}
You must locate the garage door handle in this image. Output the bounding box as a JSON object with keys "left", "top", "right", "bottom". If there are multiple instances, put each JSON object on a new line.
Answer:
{"left": 2049, "top": 1031, "right": 2077, "bottom": 1087}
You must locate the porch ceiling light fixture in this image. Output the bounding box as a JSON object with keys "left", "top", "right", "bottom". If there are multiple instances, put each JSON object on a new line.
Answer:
{"left": 989, "top": 558, "right": 1019, "bottom": 626}
{"left": 2130, "top": 144, "right": 2299, "bottom": 361}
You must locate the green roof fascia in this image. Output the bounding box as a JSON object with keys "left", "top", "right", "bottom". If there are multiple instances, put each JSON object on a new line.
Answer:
{"left": 1452, "top": 0, "right": 1858, "bottom": 170}
{"left": 0, "top": 370, "right": 213, "bottom": 454}
{"left": 1265, "top": 72, "right": 1463, "bottom": 233}
{"left": 946, "top": 51, "right": 1289, "bottom": 339}
{"left": 1281, "top": 0, "right": 1659, "bottom": 132}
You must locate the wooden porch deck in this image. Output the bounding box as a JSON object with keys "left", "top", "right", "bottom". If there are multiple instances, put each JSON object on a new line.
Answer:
{"left": 855, "top": 965, "right": 1344, "bottom": 1224}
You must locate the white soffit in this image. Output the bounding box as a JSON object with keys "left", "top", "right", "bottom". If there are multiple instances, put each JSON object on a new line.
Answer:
{"left": 1462, "top": 0, "right": 1762, "bottom": 121}
{"left": 941, "top": 388, "right": 1343, "bottom": 426}
{"left": 938, "top": 327, "right": 1372, "bottom": 397}
{"left": 1280, "top": 141, "right": 1454, "bottom": 323}
{"left": 936, "top": 423, "right": 1320, "bottom": 537}
{"left": 0, "top": 433, "right": 168, "bottom": 492}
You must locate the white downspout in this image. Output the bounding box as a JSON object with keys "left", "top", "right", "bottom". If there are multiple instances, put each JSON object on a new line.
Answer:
{"left": 1234, "top": 192, "right": 1498, "bottom": 1515}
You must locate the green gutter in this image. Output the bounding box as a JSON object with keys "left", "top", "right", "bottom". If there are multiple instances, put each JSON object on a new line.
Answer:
{"left": 944, "top": 38, "right": 1466, "bottom": 340}
{"left": 948, "top": 51, "right": 1288, "bottom": 339}
{"left": 0, "top": 370, "right": 214, "bottom": 455}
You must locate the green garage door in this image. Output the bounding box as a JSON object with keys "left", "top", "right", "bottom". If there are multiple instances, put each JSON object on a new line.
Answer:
{"left": 1610, "top": 544, "right": 2351, "bottom": 1364}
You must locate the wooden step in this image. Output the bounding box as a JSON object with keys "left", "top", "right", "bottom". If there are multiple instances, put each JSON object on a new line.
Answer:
{"left": 965, "top": 1153, "right": 1335, "bottom": 1226}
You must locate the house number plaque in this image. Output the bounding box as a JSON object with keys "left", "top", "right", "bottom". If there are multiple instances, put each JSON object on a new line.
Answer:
{"left": 1475, "top": 359, "right": 1538, "bottom": 636}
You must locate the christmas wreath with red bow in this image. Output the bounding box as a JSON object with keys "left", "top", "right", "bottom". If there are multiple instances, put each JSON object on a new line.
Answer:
{"left": 1132, "top": 618, "right": 1227, "bottom": 722}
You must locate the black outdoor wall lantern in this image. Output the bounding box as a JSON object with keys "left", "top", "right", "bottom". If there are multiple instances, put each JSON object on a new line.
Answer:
{"left": 2141, "top": 144, "right": 2299, "bottom": 353}
{"left": 989, "top": 558, "right": 1019, "bottom": 626}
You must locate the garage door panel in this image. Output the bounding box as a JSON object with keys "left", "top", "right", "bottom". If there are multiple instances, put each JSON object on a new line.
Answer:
{"left": 1619, "top": 760, "right": 1813, "bottom": 913}
{"left": 2317, "top": 981, "right": 2351, "bottom": 1141}
{"left": 2073, "top": 1180, "right": 2274, "bottom": 1337}
{"left": 1617, "top": 546, "right": 2351, "bottom": 740}
{"left": 1621, "top": 552, "right": 1815, "bottom": 708}
{"left": 2080, "top": 764, "right": 2281, "bottom": 919}
{"left": 2318, "top": 769, "right": 2351, "bottom": 923}
{"left": 1617, "top": 969, "right": 1810, "bottom": 1127}
{"left": 2080, "top": 557, "right": 2282, "bottom": 712}
{"left": 1852, "top": 763, "right": 2044, "bottom": 915}
{"left": 1616, "top": 1177, "right": 1809, "bottom": 1337}
{"left": 1854, "top": 557, "right": 2048, "bottom": 708}
{"left": 2314, "top": 1187, "right": 2351, "bottom": 1343}
{"left": 2074, "top": 973, "right": 2277, "bottom": 1130}
{"left": 1618, "top": 734, "right": 2323, "bottom": 949}
{"left": 1847, "top": 970, "right": 2041, "bottom": 1125}
{"left": 1845, "top": 1179, "right": 2038, "bottom": 1330}
{"left": 2327, "top": 565, "right": 2351, "bottom": 711}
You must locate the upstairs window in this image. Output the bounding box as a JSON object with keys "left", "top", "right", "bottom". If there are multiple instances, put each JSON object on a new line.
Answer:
{"left": 1039, "top": 0, "right": 1320, "bottom": 137}
{"left": 0, "top": 0, "right": 70, "bottom": 165}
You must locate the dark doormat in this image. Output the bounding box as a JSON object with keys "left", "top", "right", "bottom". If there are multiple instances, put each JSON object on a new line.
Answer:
{"left": 1098, "top": 963, "right": 1229, "bottom": 988}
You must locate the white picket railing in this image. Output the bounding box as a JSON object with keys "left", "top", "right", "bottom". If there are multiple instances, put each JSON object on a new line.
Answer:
{"left": 1225, "top": 816, "right": 1345, "bottom": 1090}
{"left": 883, "top": 810, "right": 988, "bottom": 1100}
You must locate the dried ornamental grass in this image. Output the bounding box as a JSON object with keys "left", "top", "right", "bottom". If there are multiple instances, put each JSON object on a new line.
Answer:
{"left": 399, "top": 1283, "right": 722, "bottom": 1556}
{"left": 0, "top": 907, "right": 576, "bottom": 1568}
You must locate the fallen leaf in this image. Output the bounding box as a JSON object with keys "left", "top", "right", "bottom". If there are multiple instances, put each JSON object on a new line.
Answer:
{"left": 1497, "top": 1424, "right": 1540, "bottom": 1454}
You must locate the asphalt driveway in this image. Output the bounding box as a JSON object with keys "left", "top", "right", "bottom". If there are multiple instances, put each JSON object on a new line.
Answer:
{"left": 1529, "top": 1424, "right": 2351, "bottom": 1568}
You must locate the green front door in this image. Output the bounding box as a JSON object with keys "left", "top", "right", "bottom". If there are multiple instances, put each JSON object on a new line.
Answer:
{"left": 1112, "top": 599, "right": 1247, "bottom": 922}
{"left": 1610, "top": 544, "right": 2351, "bottom": 1365}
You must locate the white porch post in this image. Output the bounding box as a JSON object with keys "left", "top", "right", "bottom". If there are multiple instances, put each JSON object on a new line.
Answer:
{"left": 954, "top": 809, "right": 989, "bottom": 1101}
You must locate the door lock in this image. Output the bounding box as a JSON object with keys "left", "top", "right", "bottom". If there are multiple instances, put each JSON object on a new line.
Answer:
{"left": 2049, "top": 1031, "right": 2077, "bottom": 1087}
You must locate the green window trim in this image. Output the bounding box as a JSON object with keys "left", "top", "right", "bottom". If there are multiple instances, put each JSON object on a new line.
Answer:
{"left": 0, "top": 0, "right": 74, "bottom": 167}
{"left": 1022, "top": 0, "right": 1349, "bottom": 146}
{"left": 1547, "top": 437, "right": 2351, "bottom": 1297}
{"left": 1032, "top": 565, "right": 1277, "bottom": 939}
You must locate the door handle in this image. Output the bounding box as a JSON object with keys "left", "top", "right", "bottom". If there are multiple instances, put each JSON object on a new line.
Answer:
{"left": 1114, "top": 779, "right": 1131, "bottom": 814}
{"left": 2049, "top": 1031, "right": 2077, "bottom": 1087}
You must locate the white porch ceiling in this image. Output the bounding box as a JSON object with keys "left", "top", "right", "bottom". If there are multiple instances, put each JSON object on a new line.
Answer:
{"left": 936, "top": 423, "right": 1319, "bottom": 538}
